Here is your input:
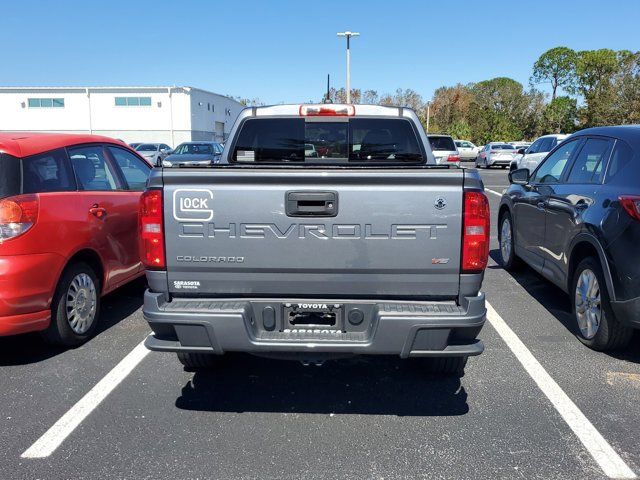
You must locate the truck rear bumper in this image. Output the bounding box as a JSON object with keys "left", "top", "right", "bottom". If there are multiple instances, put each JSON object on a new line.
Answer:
{"left": 143, "top": 291, "right": 486, "bottom": 359}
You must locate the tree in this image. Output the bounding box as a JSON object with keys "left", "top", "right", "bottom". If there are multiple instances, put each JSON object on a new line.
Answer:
{"left": 573, "top": 49, "right": 620, "bottom": 126}
{"left": 429, "top": 84, "right": 473, "bottom": 135}
{"left": 542, "top": 96, "right": 578, "bottom": 133}
{"left": 531, "top": 47, "right": 577, "bottom": 100}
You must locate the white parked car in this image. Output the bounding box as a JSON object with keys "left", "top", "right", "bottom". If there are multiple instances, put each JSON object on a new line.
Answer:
{"left": 454, "top": 140, "right": 479, "bottom": 161}
{"left": 511, "top": 134, "right": 569, "bottom": 173}
{"left": 476, "top": 143, "right": 516, "bottom": 169}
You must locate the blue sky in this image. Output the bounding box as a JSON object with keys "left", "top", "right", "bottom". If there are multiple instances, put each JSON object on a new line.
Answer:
{"left": 1, "top": 0, "right": 638, "bottom": 104}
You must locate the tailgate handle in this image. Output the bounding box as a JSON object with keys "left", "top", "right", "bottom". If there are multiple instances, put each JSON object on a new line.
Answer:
{"left": 286, "top": 191, "right": 338, "bottom": 217}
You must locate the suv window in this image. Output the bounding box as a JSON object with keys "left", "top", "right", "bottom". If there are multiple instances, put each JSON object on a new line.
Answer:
{"left": 22, "top": 148, "right": 76, "bottom": 195}
{"left": 537, "top": 137, "right": 554, "bottom": 153}
{"left": 527, "top": 139, "right": 542, "bottom": 154}
{"left": 428, "top": 136, "right": 456, "bottom": 151}
{"left": 566, "top": 138, "right": 612, "bottom": 184}
{"left": 606, "top": 140, "right": 635, "bottom": 183}
{"left": 108, "top": 146, "right": 151, "bottom": 191}
{"left": 532, "top": 139, "right": 580, "bottom": 184}
{"left": 232, "top": 118, "right": 423, "bottom": 164}
{"left": 68, "top": 145, "right": 119, "bottom": 191}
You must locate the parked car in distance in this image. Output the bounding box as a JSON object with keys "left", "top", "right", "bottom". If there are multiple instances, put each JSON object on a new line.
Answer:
{"left": 162, "top": 141, "right": 223, "bottom": 167}
{"left": 135, "top": 143, "right": 173, "bottom": 166}
{"left": 499, "top": 126, "right": 640, "bottom": 351}
{"left": 129, "top": 142, "right": 143, "bottom": 150}
{"left": 455, "top": 140, "right": 480, "bottom": 161}
{"left": 427, "top": 134, "right": 460, "bottom": 166}
{"left": 476, "top": 143, "right": 516, "bottom": 169}
{"left": 0, "top": 133, "right": 151, "bottom": 345}
{"left": 512, "top": 134, "right": 569, "bottom": 173}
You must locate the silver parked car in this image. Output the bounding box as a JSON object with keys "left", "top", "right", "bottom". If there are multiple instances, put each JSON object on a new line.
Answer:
{"left": 162, "top": 141, "right": 224, "bottom": 167}
{"left": 135, "top": 143, "right": 173, "bottom": 166}
{"left": 454, "top": 140, "right": 480, "bottom": 161}
{"left": 427, "top": 134, "right": 460, "bottom": 166}
{"left": 476, "top": 143, "right": 516, "bottom": 169}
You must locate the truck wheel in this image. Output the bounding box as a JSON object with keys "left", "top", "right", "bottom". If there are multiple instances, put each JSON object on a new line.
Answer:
{"left": 572, "top": 257, "right": 632, "bottom": 351}
{"left": 424, "top": 356, "right": 468, "bottom": 376}
{"left": 41, "top": 262, "right": 100, "bottom": 347}
{"left": 498, "top": 211, "right": 521, "bottom": 271}
{"left": 177, "top": 352, "right": 220, "bottom": 369}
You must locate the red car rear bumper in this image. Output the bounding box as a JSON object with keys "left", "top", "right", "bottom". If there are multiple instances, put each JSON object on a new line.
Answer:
{"left": 0, "top": 253, "right": 66, "bottom": 336}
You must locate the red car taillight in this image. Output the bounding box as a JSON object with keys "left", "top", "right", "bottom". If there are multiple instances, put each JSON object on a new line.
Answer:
{"left": 447, "top": 154, "right": 461, "bottom": 163}
{"left": 462, "top": 191, "right": 490, "bottom": 273}
{"left": 139, "top": 189, "right": 165, "bottom": 269}
{"left": 0, "top": 194, "right": 39, "bottom": 242}
{"left": 619, "top": 195, "right": 640, "bottom": 221}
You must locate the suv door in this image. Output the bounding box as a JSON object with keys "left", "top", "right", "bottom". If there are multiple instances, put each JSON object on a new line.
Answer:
{"left": 106, "top": 146, "right": 152, "bottom": 274}
{"left": 68, "top": 144, "right": 141, "bottom": 291}
{"left": 513, "top": 138, "right": 581, "bottom": 272}
{"left": 541, "top": 137, "right": 613, "bottom": 286}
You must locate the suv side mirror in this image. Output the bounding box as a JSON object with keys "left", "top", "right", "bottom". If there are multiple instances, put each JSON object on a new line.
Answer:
{"left": 509, "top": 168, "right": 529, "bottom": 185}
{"left": 517, "top": 148, "right": 526, "bottom": 155}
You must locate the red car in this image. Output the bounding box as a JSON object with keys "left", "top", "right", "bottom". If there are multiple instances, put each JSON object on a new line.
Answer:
{"left": 0, "top": 133, "right": 151, "bottom": 345}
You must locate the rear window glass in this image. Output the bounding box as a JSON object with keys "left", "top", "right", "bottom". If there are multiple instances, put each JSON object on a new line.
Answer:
{"left": 606, "top": 140, "right": 635, "bottom": 184}
{"left": 22, "top": 149, "right": 76, "bottom": 194}
{"left": 428, "top": 136, "right": 456, "bottom": 151}
{"left": 0, "top": 153, "right": 21, "bottom": 199}
{"left": 491, "top": 144, "right": 515, "bottom": 150}
{"left": 136, "top": 144, "right": 158, "bottom": 152}
{"left": 232, "top": 118, "right": 423, "bottom": 164}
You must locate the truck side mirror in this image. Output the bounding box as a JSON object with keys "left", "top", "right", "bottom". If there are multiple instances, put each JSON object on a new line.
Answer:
{"left": 509, "top": 168, "right": 529, "bottom": 185}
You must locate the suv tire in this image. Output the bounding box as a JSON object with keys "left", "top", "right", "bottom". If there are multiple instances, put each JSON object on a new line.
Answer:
{"left": 498, "top": 211, "right": 521, "bottom": 271}
{"left": 177, "top": 352, "right": 221, "bottom": 369}
{"left": 571, "top": 257, "right": 632, "bottom": 351}
{"left": 41, "top": 262, "right": 100, "bottom": 347}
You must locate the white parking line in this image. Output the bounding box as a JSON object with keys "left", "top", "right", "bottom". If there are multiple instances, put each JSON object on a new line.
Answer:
{"left": 21, "top": 340, "right": 149, "bottom": 459}
{"left": 485, "top": 188, "right": 503, "bottom": 197}
{"left": 486, "top": 302, "right": 636, "bottom": 479}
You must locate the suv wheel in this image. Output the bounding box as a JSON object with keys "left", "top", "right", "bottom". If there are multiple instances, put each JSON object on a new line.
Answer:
{"left": 41, "top": 262, "right": 100, "bottom": 346}
{"left": 177, "top": 352, "right": 221, "bottom": 369}
{"left": 572, "top": 257, "right": 632, "bottom": 351}
{"left": 498, "top": 211, "right": 520, "bottom": 270}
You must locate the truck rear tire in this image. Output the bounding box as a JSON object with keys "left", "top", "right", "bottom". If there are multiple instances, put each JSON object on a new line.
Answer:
{"left": 177, "top": 352, "right": 220, "bottom": 369}
{"left": 415, "top": 356, "right": 468, "bottom": 376}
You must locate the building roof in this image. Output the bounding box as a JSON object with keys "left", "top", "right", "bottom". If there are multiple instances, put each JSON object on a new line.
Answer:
{"left": 0, "top": 132, "right": 128, "bottom": 158}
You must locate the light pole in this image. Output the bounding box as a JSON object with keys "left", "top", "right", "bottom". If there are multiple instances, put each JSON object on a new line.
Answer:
{"left": 337, "top": 31, "right": 359, "bottom": 104}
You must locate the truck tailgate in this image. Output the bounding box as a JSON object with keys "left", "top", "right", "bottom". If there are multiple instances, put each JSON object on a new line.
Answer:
{"left": 162, "top": 168, "right": 464, "bottom": 298}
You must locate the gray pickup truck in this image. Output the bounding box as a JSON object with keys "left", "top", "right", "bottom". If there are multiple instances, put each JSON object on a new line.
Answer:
{"left": 140, "top": 104, "right": 489, "bottom": 375}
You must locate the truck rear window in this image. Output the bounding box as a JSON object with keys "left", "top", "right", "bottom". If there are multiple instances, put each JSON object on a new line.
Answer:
{"left": 231, "top": 118, "right": 424, "bottom": 165}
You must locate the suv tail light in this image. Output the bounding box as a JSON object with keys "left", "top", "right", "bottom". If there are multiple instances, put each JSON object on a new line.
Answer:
{"left": 462, "top": 191, "right": 490, "bottom": 273}
{"left": 139, "top": 189, "right": 165, "bottom": 269}
{"left": 619, "top": 195, "right": 640, "bottom": 221}
{"left": 447, "top": 154, "right": 461, "bottom": 163}
{"left": 0, "top": 194, "right": 39, "bottom": 242}
{"left": 299, "top": 104, "right": 355, "bottom": 116}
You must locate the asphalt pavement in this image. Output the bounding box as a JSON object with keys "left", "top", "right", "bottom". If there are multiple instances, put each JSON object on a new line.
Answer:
{"left": 1, "top": 165, "right": 639, "bottom": 480}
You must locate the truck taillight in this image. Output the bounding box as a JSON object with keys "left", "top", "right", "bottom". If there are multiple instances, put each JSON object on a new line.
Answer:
{"left": 462, "top": 191, "right": 490, "bottom": 273}
{"left": 139, "top": 189, "right": 165, "bottom": 269}
{"left": 619, "top": 195, "right": 640, "bottom": 221}
{"left": 299, "top": 104, "right": 355, "bottom": 116}
{"left": 0, "top": 194, "right": 38, "bottom": 242}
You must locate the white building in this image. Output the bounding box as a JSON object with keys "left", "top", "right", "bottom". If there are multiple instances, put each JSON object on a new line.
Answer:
{"left": 0, "top": 86, "right": 244, "bottom": 146}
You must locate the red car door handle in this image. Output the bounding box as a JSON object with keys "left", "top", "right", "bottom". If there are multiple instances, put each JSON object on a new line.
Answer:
{"left": 89, "top": 205, "right": 107, "bottom": 219}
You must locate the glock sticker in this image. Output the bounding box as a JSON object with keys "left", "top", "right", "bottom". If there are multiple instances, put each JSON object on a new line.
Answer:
{"left": 173, "top": 189, "right": 214, "bottom": 222}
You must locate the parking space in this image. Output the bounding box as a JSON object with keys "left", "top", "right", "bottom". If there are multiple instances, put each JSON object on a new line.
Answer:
{"left": 1, "top": 167, "right": 639, "bottom": 480}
